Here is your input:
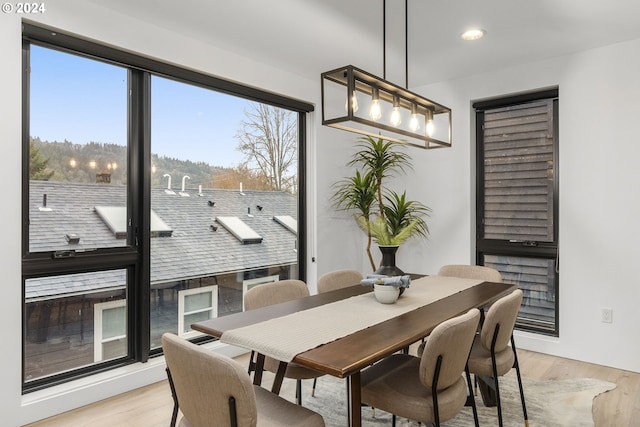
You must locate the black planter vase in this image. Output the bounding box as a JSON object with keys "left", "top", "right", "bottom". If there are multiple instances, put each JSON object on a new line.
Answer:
{"left": 374, "top": 245, "right": 405, "bottom": 277}
{"left": 375, "top": 245, "right": 405, "bottom": 295}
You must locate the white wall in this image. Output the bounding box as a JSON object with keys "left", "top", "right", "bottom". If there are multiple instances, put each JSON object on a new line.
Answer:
{"left": 434, "top": 40, "right": 640, "bottom": 373}
{"left": 0, "top": 12, "right": 25, "bottom": 427}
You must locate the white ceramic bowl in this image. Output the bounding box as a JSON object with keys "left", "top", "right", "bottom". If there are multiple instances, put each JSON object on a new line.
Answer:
{"left": 374, "top": 284, "right": 400, "bottom": 304}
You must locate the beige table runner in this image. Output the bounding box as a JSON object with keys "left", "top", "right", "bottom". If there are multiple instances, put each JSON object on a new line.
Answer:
{"left": 220, "top": 275, "right": 482, "bottom": 362}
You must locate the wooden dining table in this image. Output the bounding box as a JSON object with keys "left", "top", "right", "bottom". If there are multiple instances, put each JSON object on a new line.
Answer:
{"left": 191, "top": 276, "right": 516, "bottom": 427}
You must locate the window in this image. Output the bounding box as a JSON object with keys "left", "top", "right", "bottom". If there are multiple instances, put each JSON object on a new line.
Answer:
{"left": 475, "top": 89, "right": 559, "bottom": 336}
{"left": 147, "top": 75, "right": 301, "bottom": 351}
{"left": 94, "top": 299, "right": 127, "bottom": 362}
{"left": 22, "top": 23, "right": 312, "bottom": 391}
{"left": 24, "top": 270, "right": 127, "bottom": 382}
{"left": 242, "top": 275, "right": 280, "bottom": 310}
{"left": 27, "top": 46, "right": 128, "bottom": 253}
{"left": 177, "top": 285, "right": 218, "bottom": 339}
{"left": 215, "top": 216, "right": 264, "bottom": 244}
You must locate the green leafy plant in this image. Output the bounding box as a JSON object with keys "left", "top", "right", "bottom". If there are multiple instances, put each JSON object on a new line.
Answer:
{"left": 332, "top": 170, "right": 378, "bottom": 269}
{"left": 368, "top": 191, "right": 430, "bottom": 246}
{"left": 332, "top": 136, "right": 430, "bottom": 271}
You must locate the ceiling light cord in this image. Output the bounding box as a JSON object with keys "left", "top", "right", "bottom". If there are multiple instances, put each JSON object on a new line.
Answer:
{"left": 405, "top": 0, "right": 408, "bottom": 88}
{"left": 383, "top": 0, "right": 386, "bottom": 80}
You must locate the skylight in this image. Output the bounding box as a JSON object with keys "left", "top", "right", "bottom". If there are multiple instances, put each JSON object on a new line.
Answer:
{"left": 95, "top": 206, "right": 173, "bottom": 238}
{"left": 273, "top": 215, "right": 297, "bottom": 234}
{"left": 215, "top": 216, "right": 263, "bottom": 244}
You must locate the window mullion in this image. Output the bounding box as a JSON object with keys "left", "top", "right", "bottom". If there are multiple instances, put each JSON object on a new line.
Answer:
{"left": 128, "top": 69, "right": 151, "bottom": 362}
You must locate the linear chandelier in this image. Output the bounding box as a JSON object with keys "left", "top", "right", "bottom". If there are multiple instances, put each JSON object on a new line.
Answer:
{"left": 320, "top": 1, "right": 451, "bottom": 149}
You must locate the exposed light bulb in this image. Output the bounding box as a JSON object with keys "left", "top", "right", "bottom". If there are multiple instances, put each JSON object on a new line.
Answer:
{"left": 390, "top": 97, "right": 401, "bottom": 127}
{"left": 345, "top": 91, "right": 358, "bottom": 113}
{"left": 409, "top": 114, "right": 420, "bottom": 132}
{"left": 369, "top": 99, "right": 382, "bottom": 120}
{"left": 369, "top": 87, "right": 382, "bottom": 120}
{"left": 426, "top": 119, "right": 435, "bottom": 137}
{"left": 426, "top": 110, "right": 435, "bottom": 137}
{"left": 409, "top": 104, "right": 420, "bottom": 132}
{"left": 390, "top": 107, "right": 401, "bottom": 127}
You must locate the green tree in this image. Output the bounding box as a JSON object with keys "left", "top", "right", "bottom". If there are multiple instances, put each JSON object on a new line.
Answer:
{"left": 29, "top": 138, "right": 54, "bottom": 180}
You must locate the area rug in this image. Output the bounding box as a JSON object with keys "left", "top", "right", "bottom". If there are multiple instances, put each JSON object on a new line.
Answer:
{"left": 301, "top": 375, "right": 616, "bottom": 426}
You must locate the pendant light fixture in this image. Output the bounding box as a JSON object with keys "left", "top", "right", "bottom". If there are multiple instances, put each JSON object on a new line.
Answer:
{"left": 321, "top": 0, "right": 452, "bottom": 149}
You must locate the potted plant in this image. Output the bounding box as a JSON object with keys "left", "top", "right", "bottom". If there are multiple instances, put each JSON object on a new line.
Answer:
{"left": 332, "top": 136, "right": 431, "bottom": 274}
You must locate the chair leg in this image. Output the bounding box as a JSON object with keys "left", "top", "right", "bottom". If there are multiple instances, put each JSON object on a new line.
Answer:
{"left": 491, "top": 356, "right": 504, "bottom": 427}
{"left": 465, "top": 365, "right": 480, "bottom": 427}
{"left": 228, "top": 396, "right": 238, "bottom": 427}
{"left": 247, "top": 350, "right": 255, "bottom": 374}
{"left": 473, "top": 373, "right": 478, "bottom": 396}
{"left": 166, "top": 368, "right": 179, "bottom": 427}
{"left": 511, "top": 335, "right": 529, "bottom": 427}
{"left": 311, "top": 377, "right": 317, "bottom": 397}
{"left": 431, "top": 355, "right": 443, "bottom": 427}
{"left": 296, "top": 379, "right": 302, "bottom": 405}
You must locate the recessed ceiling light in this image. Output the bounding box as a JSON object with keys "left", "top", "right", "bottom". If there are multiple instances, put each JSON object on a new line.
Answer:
{"left": 461, "top": 29, "right": 486, "bottom": 41}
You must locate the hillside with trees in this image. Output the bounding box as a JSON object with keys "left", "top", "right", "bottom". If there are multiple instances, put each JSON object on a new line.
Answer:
{"left": 30, "top": 137, "right": 284, "bottom": 192}
{"left": 29, "top": 104, "right": 298, "bottom": 193}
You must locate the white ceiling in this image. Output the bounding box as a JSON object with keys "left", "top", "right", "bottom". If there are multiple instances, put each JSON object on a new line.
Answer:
{"left": 88, "top": 0, "right": 640, "bottom": 87}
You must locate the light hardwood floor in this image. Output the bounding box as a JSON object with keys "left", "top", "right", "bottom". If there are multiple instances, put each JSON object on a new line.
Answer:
{"left": 25, "top": 349, "right": 640, "bottom": 427}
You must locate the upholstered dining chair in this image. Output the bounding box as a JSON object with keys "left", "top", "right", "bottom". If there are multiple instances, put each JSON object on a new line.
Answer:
{"left": 437, "top": 264, "right": 503, "bottom": 283}
{"left": 438, "top": 264, "right": 502, "bottom": 331}
{"left": 360, "top": 308, "right": 481, "bottom": 427}
{"left": 417, "top": 264, "right": 503, "bottom": 357}
{"left": 161, "top": 333, "right": 325, "bottom": 427}
{"left": 243, "top": 279, "right": 325, "bottom": 405}
{"left": 467, "top": 289, "right": 528, "bottom": 427}
{"left": 316, "top": 269, "right": 363, "bottom": 294}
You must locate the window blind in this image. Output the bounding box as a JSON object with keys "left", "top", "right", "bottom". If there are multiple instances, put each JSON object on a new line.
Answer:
{"left": 482, "top": 99, "right": 555, "bottom": 242}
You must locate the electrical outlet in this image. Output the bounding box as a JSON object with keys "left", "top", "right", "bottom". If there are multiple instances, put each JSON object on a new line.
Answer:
{"left": 601, "top": 308, "right": 613, "bottom": 323}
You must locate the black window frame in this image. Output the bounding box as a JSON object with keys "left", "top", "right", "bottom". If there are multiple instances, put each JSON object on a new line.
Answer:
{"left": 474, "top": 88, "right": 560, "bottom": 336}
{"left": 21, "top": 22, "right": 313, "bottom": 392}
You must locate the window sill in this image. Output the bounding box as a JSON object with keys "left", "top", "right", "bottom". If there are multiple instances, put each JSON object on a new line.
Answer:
{"left": 20, "top": 341, "right": 247, "bottom": 425}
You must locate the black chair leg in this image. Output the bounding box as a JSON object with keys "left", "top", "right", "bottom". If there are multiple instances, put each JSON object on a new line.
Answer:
{"left": 491, "top": 358, "right": 504, "bottom": 427}
{"left": 465, "top": 365, "right": 480, "bottom": 427}
{"left": 228, "top": 396, "right": 238, "bottom": 427}
{"left": 312, "top": 377, "right": 317, "bottom": 397}
{"left": 474, "top": 372, "right": 478, "bottom": 395}
{"left": 247, "top": 350, "right": 255, "bottom": 374}
{"left": 166, "top": 367, "right": 179, "bottom": 427}
{"left": 296, "top": 379, "right": 302, "bottom": 405}
{"left": 511, "top": 335, "right": 529, "bottom": 427}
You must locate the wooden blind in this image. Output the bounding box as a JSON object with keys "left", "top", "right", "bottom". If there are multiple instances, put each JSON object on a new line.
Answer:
{"left": 484, "top": 255, "right": 556, "bottom": 332}
{"left": 482, "top": 99, "right": 555, "bottom": 242}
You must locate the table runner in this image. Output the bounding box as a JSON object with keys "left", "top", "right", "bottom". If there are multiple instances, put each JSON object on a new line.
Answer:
{"left": 220, "top": 275, "right": 482, "bottom": 362}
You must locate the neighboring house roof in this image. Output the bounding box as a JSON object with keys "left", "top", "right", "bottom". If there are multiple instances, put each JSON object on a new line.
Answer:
{"left": 27, "top": 180, "right": 298, "bottom": 301}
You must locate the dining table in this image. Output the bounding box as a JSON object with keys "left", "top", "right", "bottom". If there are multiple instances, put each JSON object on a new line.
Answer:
{"left": 191, "top": 275, "right": 516, "bottom": 427}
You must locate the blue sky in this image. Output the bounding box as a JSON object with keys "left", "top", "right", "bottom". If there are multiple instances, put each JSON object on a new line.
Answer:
{"left": 30, "top": 45, "right": 252, "bottom": 167}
